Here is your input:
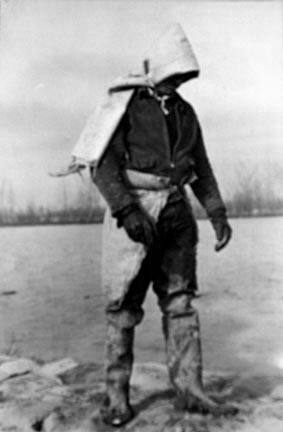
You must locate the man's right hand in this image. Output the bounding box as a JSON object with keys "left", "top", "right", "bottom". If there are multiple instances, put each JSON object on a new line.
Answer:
{"left": 118, "top": 206, "right": 157, "bottom": 247}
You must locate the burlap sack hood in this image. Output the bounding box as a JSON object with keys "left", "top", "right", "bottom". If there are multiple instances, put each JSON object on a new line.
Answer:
{"left": 69, "top": 23, "right": 199, "bottom": 169}
{"left": 146, "top": 22, "right": 200, "bottom": 84}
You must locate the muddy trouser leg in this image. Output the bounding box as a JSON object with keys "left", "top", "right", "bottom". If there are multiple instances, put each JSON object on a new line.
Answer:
{"left": 153, "top": 199, "right": 237, "bottom": 416}
{"left": 101, "top": 253, "right": 152, "bottom": 426}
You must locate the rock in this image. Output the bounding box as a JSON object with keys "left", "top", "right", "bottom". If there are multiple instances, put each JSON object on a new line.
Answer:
{"left": 0, "top": 403, "right": 39, "bottom": 432}
{"left": 40, "top": 358, "right": 79, "bottom": 380}
{"left": 42, "top": 385, "right": 70, "bottom": 403}
{"left": 230, "top": 375, "right": 275, "bottom": 402}
{"left": 16, "top": 400, "right": 57, "bottom": 426}
{"left": 0, "top": 355, "right": 14, "bottom": 365}
{"left": 57, "top": 362, "right": 102, "bottom": 386}
{"left": 43, "top": 413, "right": 95, "bottom": 432}
{"left": 0, "top": 358, "right": 39, "bottom": 382}
{"left": 253, "top": 400, "right": 283, "bottom": 420}
{"left": 253, "top": 417, "right": 283, "bottom": 432}
{"left": 174, "top": 427, "right": 185, "bottom": 432}
{"left": 0, "top": 372, "right": 70, "bottom": 431}
{"left": 43, "top": 411, "right": 63, "bottom": 432}
{"left": 0, "top": 373, "right": 62, "bottom": 400}
{"left": 271, "top": 385, "right": 283, "bottom": 400}
{"left": 131, "top": 362, "right": 169, "bottom": 392}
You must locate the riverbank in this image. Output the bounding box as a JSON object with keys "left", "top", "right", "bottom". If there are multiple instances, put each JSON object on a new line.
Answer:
{"left": 0, "top": 357, "right": 282, "bottom": 432}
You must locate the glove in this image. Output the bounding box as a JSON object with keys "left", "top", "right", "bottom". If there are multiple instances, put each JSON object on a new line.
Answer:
{"left": 115, "top": 204, "right": 157, "bottom": 247}
{"left": 210, "top": 209, "right": 232, "bottom": 252}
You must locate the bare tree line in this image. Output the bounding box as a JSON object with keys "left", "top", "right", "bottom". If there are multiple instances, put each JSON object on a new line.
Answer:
{"left": 0, "top": 162, "right": 282, "bottom": 226}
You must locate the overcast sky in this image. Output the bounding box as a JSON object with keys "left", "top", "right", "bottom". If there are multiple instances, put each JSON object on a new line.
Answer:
{"left": 0, "top": 0, "right": 282, "bottom": 208}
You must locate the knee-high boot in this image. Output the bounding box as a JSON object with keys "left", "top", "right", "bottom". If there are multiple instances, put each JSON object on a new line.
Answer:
{"left": 163, "top": 307, "right": 237, "bottom": 416}
{"left": 101, "top": 320, "right": 135, "bottom": 426}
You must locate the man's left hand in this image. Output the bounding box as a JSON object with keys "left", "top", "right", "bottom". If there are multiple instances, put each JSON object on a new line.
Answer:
{"left": 213, "top": 221, "right": 232, "bottom": 252}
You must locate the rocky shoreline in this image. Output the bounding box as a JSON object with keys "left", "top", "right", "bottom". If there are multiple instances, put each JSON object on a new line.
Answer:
{"left": 0, "top": 356, "right": 282, "bottom": 432}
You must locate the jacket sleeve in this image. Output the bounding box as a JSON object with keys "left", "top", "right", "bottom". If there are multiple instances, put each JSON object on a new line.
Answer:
{"left": 91, "top": 114, "right": 136, "bottom": 216}
{"left": 190, "top": 116, "right": 227, "bottom": 218}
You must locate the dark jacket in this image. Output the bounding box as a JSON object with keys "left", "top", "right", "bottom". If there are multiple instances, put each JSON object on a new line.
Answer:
{"left": 92, "top": 88, "right": 226, "bottom": 218}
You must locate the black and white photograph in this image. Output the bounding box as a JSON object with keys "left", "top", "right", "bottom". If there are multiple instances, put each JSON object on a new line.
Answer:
{"left": 0, "top": 0, "right": 282, "bottom": 431}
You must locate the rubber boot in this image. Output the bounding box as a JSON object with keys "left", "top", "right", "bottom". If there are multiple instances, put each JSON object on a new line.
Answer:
{"left": 163, "top": 308, "right": 238, "bottom": 416}
{"left": 100, "top": 321, "right": 135, "bottom": 427}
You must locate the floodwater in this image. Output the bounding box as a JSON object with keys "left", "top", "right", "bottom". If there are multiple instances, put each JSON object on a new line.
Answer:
{"left": 0, "top": 218, "right": 282, "bottom": 377}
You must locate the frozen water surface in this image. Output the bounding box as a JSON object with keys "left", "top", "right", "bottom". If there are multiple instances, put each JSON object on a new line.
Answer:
{"left": 0, "top": 217, "right": 282, "bottom": 377}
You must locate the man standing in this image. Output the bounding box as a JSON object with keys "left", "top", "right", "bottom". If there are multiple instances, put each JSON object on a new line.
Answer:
{"left": 90, "top": 23, "right": 235, "bottom": 427}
